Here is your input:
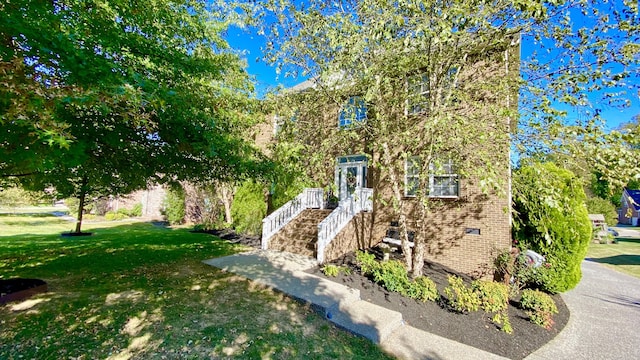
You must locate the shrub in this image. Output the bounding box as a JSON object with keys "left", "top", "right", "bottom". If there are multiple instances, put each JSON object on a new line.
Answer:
{"left": 355, "top": 251, "right": 378, "bottom": 276}
{"left": 0, "top": 187, "right": 51, "bottom": 207}
{"left": 163, "top": 185, "right": 186, "bottom": 225}
{"left": 105, "top": 211, "right": 127, "bottom": 221}
{"left": 472, "top": 280, "right": 509, "bottom": 313}
{"left": 130, "top": 203, "right": 143, "bottom": 217}
{"left": 322, "top": 264, "right": 351, "bottom": 277}
{"left": 444, "top": 276, "right": 480, "bottom": 313}
{"left": 231, "top": 180, "right": 267, "bottom": 235}
{"left": 371, "top": 260, "right": 412, "bottom": 296}
{"left": 513, "top": 162, "right": 592, "bottom": 293}
{"left": 408, "top": 276, "right": 439, "bottom": 302}
{"left": 520, "top": 289, "right": 558, "bottom": 329}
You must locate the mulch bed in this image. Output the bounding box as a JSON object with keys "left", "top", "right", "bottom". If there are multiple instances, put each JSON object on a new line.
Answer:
{"left": 309, "top": 249, "right": 569, "bottom": 360}
{"left": 201, "top": 228, "right": 568, "bottom": 359}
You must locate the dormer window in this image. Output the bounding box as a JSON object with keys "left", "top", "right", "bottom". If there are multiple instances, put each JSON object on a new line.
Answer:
{"left": 339, "top": 96, "right": 367, "bottom": 128}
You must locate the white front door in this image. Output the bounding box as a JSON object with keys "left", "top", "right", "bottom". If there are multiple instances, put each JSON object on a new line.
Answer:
{"left": 335, "top": 155, "right": 368, "bottom": 200}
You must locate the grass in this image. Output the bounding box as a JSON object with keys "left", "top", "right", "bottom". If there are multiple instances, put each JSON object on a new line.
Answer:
{"left": 587, "top": 231, "right": 640, "bottom": 279}
{"left": 0, "top": 212, "right": 392, "bottom": 359}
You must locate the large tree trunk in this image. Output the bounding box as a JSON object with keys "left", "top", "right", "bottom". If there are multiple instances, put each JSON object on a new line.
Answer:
{"left": 74, "top": 176, "right": 88, "bottom": 234}
{"left": 412, "top": 203, "right": 428, "bottom": 277}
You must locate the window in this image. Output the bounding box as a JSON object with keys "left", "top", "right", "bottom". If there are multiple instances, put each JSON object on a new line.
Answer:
{"left": 339, "top": 96, "right": 367, "bottom": 128}
{"left": 405, "top": 156, "right": 420, "bottom": 196}
{"left": 407, "top": 73, "right": 430, "bottom": 115}
{"left": 404, "top": 157, "right": 459, "bottom": 198}
{"left": 429, "top": 158, "right": 458, "bottom": 197}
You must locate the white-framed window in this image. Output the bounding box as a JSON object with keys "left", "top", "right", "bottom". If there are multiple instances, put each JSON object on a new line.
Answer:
{"left": 429, "top": 158, "right": 458, "bottom": 197}
{"left": 404, "top": 157, "right": 459, "bottom": 198}
{"left": 405, "top": 156, "right": 420, "bottom": 197}
{"left": 339, "top": 96, "right": 367, "bottom": 128}
{"left": 407, "top": 73, "right": 430, "bottom": 115}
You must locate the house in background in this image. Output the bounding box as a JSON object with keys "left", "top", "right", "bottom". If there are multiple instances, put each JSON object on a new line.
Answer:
{"left": 619, "top": 188, "right": 640, "bottom": 226}
{"left": 260, "top": 39, "right": 518, "bottom": 278}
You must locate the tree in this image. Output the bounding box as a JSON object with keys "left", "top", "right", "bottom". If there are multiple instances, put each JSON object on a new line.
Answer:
{"left": 1, "top": 1, "right": 267, "bottom": 232}
{"left": 261, "top": 0, "right": 521, "bottom": 275}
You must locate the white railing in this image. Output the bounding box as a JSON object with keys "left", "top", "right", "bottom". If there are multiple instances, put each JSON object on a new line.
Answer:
{"left": 317, "top": 187, "right": 373, "bottom": 263}
{"left": 261, "top": 188, "right": 324, "bottom": 250}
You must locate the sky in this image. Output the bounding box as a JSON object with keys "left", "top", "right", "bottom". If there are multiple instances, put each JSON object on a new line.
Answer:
{"left": 225, "top": 8, "right": 640, "bottom": 131}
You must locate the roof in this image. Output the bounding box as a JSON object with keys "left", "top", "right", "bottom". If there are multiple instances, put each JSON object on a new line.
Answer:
{"left": 624, "top": 189, "right": 640, "bottom": 211}
{"left": 588, "top": 214, "right": 606, "bottom": 222}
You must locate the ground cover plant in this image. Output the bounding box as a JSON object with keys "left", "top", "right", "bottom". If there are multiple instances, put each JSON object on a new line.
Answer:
{"left": 313, "top": 249, "right": 569, "bottom": 360}
{"left": 0, "top": 212, "right": 391, "bottom": 359}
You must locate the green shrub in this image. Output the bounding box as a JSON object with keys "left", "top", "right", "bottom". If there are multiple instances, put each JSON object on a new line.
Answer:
{"left": 520, "top": 289, "right": 558, "bottom": 329}
{"left": 163, "top": 185, "right": 186, "bottom": 225}
{"left": 105, "top": 211, "right": 127, "bottom": 221}
{"left": 322, "top": 264, "right": 351, "bottom": 277}
{"left": 371, "top": 260, "right": 411, "bottom": 296}
{"left": 130, "top": 203, "right": 143, "bottom": 217}
{"left": 513, "top": 162, "right": 592, "bottom": 293}
{"left": 355, "top": 251, "right": 378, "bottom": 276}
{"left": 408, "top": 276, "right": 439, "bottom": 302}
{"left": 116, "top": 208, "right": 130, "bottom": 217}
{"left": 444, "top": 275, "right": 480, "bottom": 313}
{"left": 585, "top": 196, "right": 618, "bottom": 226}
{"left": 0, "top": 187, "right": 51, "bottom": 207}
{"left": 231, "top": 180, "right": 267, "bottom": 235}
{"left": 472, "top": 280, "right": 509, "bottom": 313}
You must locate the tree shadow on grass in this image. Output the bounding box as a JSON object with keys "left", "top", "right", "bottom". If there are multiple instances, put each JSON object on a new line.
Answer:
{"left": 586, "top": 255, "right": 640, "bottom": 266}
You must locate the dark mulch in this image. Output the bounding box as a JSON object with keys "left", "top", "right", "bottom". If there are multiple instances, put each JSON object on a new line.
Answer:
{"left": 193, "top": 228, "right": 261, "bottom": 248}
{"left": 1, "top": 279, "right": 48, "bottom": 304}
{"left": 309, "top": 249, "right": 569, "bottom": 360}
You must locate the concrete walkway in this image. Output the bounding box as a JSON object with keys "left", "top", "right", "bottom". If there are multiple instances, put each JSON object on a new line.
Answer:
{"left": 526, "top": 260, "right": 640, "bottom": 360}
{"left": 204, "top": 250, "right": 640, "bottom": 360}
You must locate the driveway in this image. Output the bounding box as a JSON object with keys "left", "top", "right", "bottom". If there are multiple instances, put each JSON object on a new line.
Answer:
{"left": 527, "top": 260, "right": 640, "bottom": 360}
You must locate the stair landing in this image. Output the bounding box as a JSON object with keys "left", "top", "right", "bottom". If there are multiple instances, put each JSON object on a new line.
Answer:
{"left": 268, "top": 209, "right": 332, "bottom": 257}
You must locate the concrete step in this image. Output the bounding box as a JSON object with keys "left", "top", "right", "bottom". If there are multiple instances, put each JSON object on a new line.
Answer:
{"left": 326, "top": 300, "right": 404, "bottom": 344}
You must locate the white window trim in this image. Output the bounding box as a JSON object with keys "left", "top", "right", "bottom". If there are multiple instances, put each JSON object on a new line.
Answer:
{"left": 404, "top": 157, "right": 459, "bottom": 198}
{"left": 406, "top": 73, "right": 430, "bottom": 116}
{"left": 339, "top": 96, "right": 367, "bottom": 128}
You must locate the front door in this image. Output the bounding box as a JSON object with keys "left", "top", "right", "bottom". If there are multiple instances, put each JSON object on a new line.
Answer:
{"left": 335, "top": 155, "right": 368, "bottom": 201}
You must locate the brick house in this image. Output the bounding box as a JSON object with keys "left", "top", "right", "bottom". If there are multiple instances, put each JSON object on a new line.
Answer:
{"left": 260, "top": 39, "right": 518, "bottom": 277}
{"left": 619, "top": 188, "right": 640, "bottom": 226}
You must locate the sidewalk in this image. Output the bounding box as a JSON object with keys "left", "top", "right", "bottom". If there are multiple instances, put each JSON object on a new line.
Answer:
{"left": 204, "top": 250, "right": 640, "bottom": 360}
{"left": 204, "top": 250, "right": 507, "bottom": 360}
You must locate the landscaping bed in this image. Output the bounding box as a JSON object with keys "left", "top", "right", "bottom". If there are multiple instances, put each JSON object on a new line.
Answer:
{"left": 309, "top": 250, "right": 569, "bottom": 360}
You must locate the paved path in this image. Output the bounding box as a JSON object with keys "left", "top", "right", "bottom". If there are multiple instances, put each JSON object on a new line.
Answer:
{"left": 204, "top": 250, "right": 640, "bottom": 360}
{"left": 526, "top": 260, "right": 640, "bottom": 360}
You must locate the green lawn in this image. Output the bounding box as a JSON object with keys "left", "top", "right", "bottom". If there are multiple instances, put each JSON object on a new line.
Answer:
{"left": 0, "top": 212, "right": 391, "bottom": 359}
{"left": 587, "top": 232, "right": 640, "bottom": 279}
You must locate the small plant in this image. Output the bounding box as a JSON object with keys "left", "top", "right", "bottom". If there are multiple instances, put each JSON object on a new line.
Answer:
{"left": 472, "top": 280, "right": 509, "bottom": 313}
{"left": 408, "top": 276, "right": 439, "bottom": 302}
{"left": 444, "top": 275, "right": 480, "bottom": 313}
{"left": 355, "top": 251, "right": 378, "bottom": 276}
{"left": 322, "top": 264, "right": 351, "bottom": 277}
{"left": 105, "top": 211, "right": 127, "bottom": 221}
{"left": 520, "top": 289, "right": 558, "bottom": 329}
{"left": 492, "top": 312, "right": 513, "bottom": 334}
{"left": 371, "top": 260, "right": 411, "bottom": 296}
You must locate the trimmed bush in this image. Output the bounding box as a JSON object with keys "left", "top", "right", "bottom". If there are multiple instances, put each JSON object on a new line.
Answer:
{"left": 520, "top": 289, "right": 558, "bottom": 329}
{"left": 513, "top": 162, "right": 592, "bottom": 293}
{"left": 355, "top": 251, "right": 378, "bottom": 276}
{"left": 371, "top": 260, "right": 412, "bottom": 296}
{"left": 444, "top": 275, "right": 480, "bottom": 313}
{"left": 472, "top": 280, "right": 509, "bottom": 313}
{"left": 105, "top": 211, "right": 127, "bottom": 221}
{"left": 130, "top": 203, "right": 143, "bottom": 217}
{"left": 231, "top": 180, "right": 267, "bottom": 236}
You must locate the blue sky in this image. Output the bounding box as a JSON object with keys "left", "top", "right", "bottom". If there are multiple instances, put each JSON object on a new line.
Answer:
{"left": 225, "top": 16, "right": 639, "bottom": 131}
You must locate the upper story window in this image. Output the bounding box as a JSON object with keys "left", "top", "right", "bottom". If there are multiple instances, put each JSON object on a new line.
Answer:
{"left": 407, "top": 73, "right": 430, "bottom": 115}
{"left": 405, "top": 156, "right": 459, "bottom": 198}
{"left": 339, "top": 96, "right": 367, "bottom": 128}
